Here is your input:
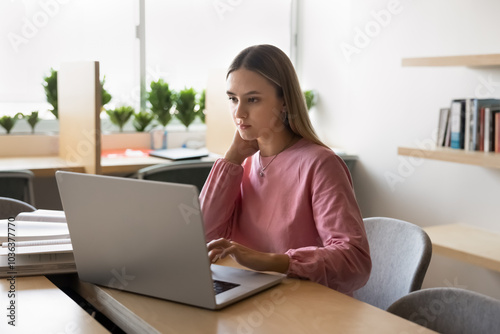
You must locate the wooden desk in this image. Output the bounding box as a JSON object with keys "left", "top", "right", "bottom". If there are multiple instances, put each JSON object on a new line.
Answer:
{"left": 100, "top": 153, "right": 220, "bottom": 175}
{"left": 0, "top": 275, "right": 108, "bottom": 333}
{"left": 0, "top": 156, "right": 85, "bottom": 177}
{"left": 69, "top": 260, "right": 436, "bottom": 334}
{"left": 2, "top": 153, "right": 358, "bottom": 177}
{"left": 0, "top": 155, "right": 209, "bottom": 176}
{"left": 424, "top": 224, "right": 500, "bottom": 272}
{"left": 100, "top": 155, "right": 173, "bottom": 175}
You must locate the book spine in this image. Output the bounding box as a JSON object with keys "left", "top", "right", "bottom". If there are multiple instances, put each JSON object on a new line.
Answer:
{"left": 479, "top": 107, "right": 485, "bottom": 151}
{"left": 464, "top": 99, "right": 471, "bottom": 151}
{"left": 437, "top": 108, "right": 450, "bottom": 147}
{"left": 471, "top": 99, "right": 480, "bottom": 151}
{"left": 450, "top": 101, "right": 463, "bottom": 149}
{"left": 496, "top": 112, "right": 500, "bottom": 153}
{"left": 484, "top": 107, "right": 491, "bottom": 152}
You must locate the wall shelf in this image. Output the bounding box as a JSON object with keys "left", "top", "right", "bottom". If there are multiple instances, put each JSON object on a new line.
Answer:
{"left": 402, "top": 54, "right": 500, "bottom": 67}
{"left": 400, "top": 53, "right": 500, "bottom": 168}
{"left": 397, "top": 146, "right": 500, "bottom": 169}
{"left": 423, "top": 224, "right": 500, "bottom": 272}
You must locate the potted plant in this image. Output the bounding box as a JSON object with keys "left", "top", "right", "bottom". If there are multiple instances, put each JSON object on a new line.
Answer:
{"left": 148, "top": 79, "right": 174, "bottom": 128}
{"left": 43, "top": 68, "right": 58, "bottom": 119}
{"left": 106, "top": 106, "right": 135, "bottom": 132}
{"left": 175, "top": 87, "right": 197, "bottom": 129}
{"left": 0, "top": 113, "right": 23, "bottom": 134}
{"left": 133, "top": 110, "right": 155, "bottom": 132}
{"left": 43, "top": 68, "right": 112, "bottom": 118}
{"left": 101, "top": 76, "right": 112, "bottom": 110}
{"left": 304, "top": 90, "right": 317, "bottom": 111}
{"left": 24, "top": 111, "right": 41, "bottom": 134}
{"left": 197, "top": 89, "right": 206, "bottom": 124}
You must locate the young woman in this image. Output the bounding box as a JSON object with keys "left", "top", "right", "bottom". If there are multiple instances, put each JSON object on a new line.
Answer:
{"left": 200, "top": 44, "right": 371, "bottom": 295}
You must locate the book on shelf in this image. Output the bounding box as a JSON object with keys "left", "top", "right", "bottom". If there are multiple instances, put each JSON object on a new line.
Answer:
{"left": 440, "top": 98, "right": 500, "bottom": 152}
{"left": 0, "top": 211, "right": 74, "bottom": 278}
{"left": 464, "top": 98, "right": 472, "bottom": 150}
{"left": 496, "top": 111, "right": 500, "bottom": 153}
{"left": 450, "top": 99, "right": 465, "bottom": 149}
{"left": 437, "top": 108, "right": 451, "bottom": 147}
{"left": 484, "top": 107, "right": 500, "bottom": 153}
{"left": 469, "top": 99, "right": 500, "bottom": 151}
{"left": 479, "top": 106, "right": 486, "bottom": 151}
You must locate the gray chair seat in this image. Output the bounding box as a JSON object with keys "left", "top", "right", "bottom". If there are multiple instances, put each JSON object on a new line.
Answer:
{"left": 353, "top": 217, "right": 432, "bottom": 310}
{"left": 0, "top": 170, "right": 35, "bottom": 206}
{"left": 387, "top": 287, "right": 500, "bottom": 334}
{"left": 135, "top": 161, "right": 214, "bottom": 192}
{"left": 0, "top": 197, "right": 36, "bottom": 219}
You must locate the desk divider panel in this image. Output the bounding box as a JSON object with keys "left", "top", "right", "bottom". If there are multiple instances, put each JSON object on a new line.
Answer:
{"left": 58, "top": 61, "right": 102, "bottom": 174}
{"left": 205, "top": 68, "right": 235, "bottom": 156}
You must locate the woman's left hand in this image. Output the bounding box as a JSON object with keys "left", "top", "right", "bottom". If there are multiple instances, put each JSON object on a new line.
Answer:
{"left": 207, "top": 238, "right": 289, "bottom": 273}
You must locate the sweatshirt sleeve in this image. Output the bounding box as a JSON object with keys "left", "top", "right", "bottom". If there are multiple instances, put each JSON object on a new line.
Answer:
{"left": 199, "top": 158, "right": 243, "bottom": 241}
{"left": 285, "top": 155, "right": 371, "bottom": 295}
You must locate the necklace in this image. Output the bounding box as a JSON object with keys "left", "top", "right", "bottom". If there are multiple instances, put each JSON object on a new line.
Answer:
{"left": 258, "top": 136, "right": 296, "bottom": 177}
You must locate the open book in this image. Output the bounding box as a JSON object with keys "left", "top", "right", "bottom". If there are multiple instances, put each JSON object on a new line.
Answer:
{"left": 0, "top": 210, "right": 75, "bottom": 277}
{"left": 0, "top": 251, "right": 75, "bottom": 278}
{"left": 0, "top": 220, "right": 70, "bottom": 243}
{"left": 15, "top": 209, "right": 67, "bottom": 223}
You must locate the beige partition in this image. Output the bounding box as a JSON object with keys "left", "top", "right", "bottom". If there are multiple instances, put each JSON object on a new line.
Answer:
{"left": 58, "top": 61, "right": 101, "bottom": 174}
{"left": 205, "top": 68, "right": 234, "bottom": 156}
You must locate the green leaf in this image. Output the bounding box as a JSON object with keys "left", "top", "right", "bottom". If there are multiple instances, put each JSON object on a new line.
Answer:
{"left": 0, "top": 113, "right": 23, "bottom": 134}
{"left": 175, "top": 87, "right": 197, "bottom": 129}
{"left": 304, "top": 90, "right": 317, "bottom": 111}
{"left": 133, "top": 110, "right": 155, "bottom": 132}
{"left": 197, "top": 89, "right": 206, "bottom": 123}
{"left": 24, "top": 111, "right": 41, "bottom": 134}
{"left": 101, "top": 76, "right": 112, "bottom": 108}
{"left": 148, "top": 79, "right": 174, "bottom": 127}
{"left": 106, "top": 106, "right": 135, "bottom": 132}
{"left": 43, "top": 68, "right": 58, "bottom": 119}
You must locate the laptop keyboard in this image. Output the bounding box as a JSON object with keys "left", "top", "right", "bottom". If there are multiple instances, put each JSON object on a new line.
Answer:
{"left": 213, "top": 280, "right": 240, "bottom": 295}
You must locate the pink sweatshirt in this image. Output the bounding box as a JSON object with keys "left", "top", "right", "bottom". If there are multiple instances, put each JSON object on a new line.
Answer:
{"left": 200, "top": 138, "right": 371, "bottom": 295}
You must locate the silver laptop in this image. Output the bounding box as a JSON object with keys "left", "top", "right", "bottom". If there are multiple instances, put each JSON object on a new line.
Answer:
{"left": 55, "top": 171, "right": 283, "bottom": 309}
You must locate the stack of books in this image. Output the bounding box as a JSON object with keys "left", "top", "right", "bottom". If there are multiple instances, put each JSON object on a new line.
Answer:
{"left": 0, "top": 210, "right": 75, "bottom": 278}
{"left": 437, "top": 98, "right": 500, "bottom": 152}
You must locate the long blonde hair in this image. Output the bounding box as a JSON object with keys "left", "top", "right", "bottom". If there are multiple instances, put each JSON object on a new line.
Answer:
{"left": 227, "top": 44, "right": 328, "bottom": 148}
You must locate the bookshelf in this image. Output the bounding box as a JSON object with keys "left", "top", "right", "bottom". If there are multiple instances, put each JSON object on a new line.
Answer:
{"left": 400, "top": 55, "right": 500, "bottom": 272}
{"left": 399, "top": 53, "right": 500, "bottom": 168}
{"left": 398, "top": 146, "right": 500, "bottom": 169}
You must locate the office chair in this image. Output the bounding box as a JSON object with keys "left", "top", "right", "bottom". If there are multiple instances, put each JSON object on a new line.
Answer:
{"left": 135, "top": 161, "right": 214, "bottom": 192}
{"left": 0, "top": 196, "right": 36, "bottom": 219}
{"left": 0, "top": 170, "right": 36, "bottom": 206}
{"left": 387, "top": 287, "right": 500, "bottom": 334}
{"left": 353, "top": 217, "right": 432, "bottom": 310}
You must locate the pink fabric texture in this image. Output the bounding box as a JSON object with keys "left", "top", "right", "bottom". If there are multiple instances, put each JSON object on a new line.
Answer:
{"left": 200, "top": 138, "right": 371, "bottom": 295}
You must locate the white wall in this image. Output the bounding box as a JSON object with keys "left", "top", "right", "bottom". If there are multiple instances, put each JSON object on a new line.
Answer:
{"left": 145, "top": 0, "right": 291, "bottom": 92}
{"left": 299, "top": 0, "right": 500, "bottom": 299}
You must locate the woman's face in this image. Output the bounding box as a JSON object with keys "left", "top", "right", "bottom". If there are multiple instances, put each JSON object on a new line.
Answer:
{"left": 226, "top": 68, "right": 285, "bottom": 142}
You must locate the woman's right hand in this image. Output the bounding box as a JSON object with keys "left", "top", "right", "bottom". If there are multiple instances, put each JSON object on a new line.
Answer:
{"left": 224, "top": 130, "right": 259, "bottom": 165}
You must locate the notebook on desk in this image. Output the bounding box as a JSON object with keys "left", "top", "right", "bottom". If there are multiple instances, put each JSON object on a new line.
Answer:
{"left": 55, "top": 171, "right": 283, "bottom": 310}
{"left": 149, "top": 147, "right": 209, "bottom": 161}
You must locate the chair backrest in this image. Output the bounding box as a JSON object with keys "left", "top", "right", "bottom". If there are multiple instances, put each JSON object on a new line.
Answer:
{"left": 387, "top": 287, "right": 500, "bottom": 334}
{"left": 0, "top": 196, "right": 36, "bottom": 219}
{"left": 353, "top": 217, "right": 432, "bottom": 310}
{"left": 0, "top": 170, "right": 36, "bottom": 206}
{"left": 135, "top": 161, "right": 214, "bottom": 192}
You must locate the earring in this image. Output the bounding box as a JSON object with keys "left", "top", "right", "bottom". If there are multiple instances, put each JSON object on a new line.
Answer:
{"left": 281, "top": 110, "right": 289, "bottom": 126}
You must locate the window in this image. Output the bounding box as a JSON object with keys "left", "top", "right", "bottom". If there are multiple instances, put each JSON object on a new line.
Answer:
{"left": 0, "top": 0, "right": 292, "bottom": 133}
